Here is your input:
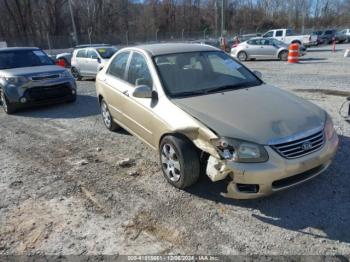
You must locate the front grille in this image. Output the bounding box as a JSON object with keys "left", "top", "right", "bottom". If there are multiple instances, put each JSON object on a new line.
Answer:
{"left": 26, "top": 84, "right": 71, "bottom": 101}
{"left": 31, "top": 74, "right": 60, "bottom": 81}
{"left": 272, "top": 130, "right": 325, "bottom": 159}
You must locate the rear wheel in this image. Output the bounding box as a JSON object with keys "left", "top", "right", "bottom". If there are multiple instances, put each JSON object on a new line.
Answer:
{"left": 101, "top": 99, "right": 119, "bottom": 131}
{"left": 237, "top": 51, "right": 248, "bottom": 61}
{"left": 0, "top": 89, "right": 16, "bottom": 114}
{"left": 279, "top": 50, "right": 289, "bottom": 61}
{"left": 71, "top": 67, "right": 82, "bottom": 81}
{"left": 160, "top": 135, "right": 200, "bottom": 189}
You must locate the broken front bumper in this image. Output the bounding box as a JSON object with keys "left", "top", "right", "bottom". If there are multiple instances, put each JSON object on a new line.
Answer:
{"left": 207, "top": 133, "right": 339, "bottom": 199}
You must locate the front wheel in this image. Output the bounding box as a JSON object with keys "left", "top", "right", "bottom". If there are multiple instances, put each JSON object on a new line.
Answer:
{"left": 279, "top": 50, "right": 289, "bottom": 61}
{"left": 0, "top": 89, "right": 16, "bottom": 114}
{"left": 159, "top": 135, "right": 200, "bottom": 189}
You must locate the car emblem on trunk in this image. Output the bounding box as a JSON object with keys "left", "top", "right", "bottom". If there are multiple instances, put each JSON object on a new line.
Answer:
{"left": 301, "top": 141, "right": 313, "bottom": 151}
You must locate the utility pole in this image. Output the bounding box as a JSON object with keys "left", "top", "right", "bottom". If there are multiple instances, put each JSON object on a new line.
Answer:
{"left": 221, "top": 0, "right": 225, "bottom": 37}
{"left": 68, "top": 0, "right": 79, "bottom": 45}
{"left": 214, "top": 0, "right": 218, "bottom": 38}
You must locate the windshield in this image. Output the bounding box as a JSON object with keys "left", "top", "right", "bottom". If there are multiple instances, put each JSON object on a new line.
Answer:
{"left": 0, "top": 49, "right": 54, "bottom": 70}
{"left": 154, "top": 51, "right": 262, "bottom": 98}
{"left": 97, "top": 47, "right": 117, "bottom": 59}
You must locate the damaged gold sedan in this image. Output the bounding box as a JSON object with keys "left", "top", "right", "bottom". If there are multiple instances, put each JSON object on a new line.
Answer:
{"left": 95, "top": 43, "right": 339, "bottom": 199}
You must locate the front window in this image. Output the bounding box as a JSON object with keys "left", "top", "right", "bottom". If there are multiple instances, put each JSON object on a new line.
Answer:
{"left": 154, "top": 51, "right": 262, "bottom": 98}
{"left": 0, "top": 49, "right": 54, "bottom": 70}
{"left": 264, "top": 31, "right": 273, "bottom": 38}
{"left": 96, "top": 47, "right": 117, "bottom": 59}
{"left": 127, "top": 52, "right": 153, "bottom": 87}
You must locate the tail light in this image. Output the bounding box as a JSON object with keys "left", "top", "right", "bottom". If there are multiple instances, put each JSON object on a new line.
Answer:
{"left": 232, "top": 44, "right": 238, "bottom": 48}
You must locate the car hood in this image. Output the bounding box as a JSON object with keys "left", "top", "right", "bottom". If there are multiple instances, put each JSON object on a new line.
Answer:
{"left": 0, "top": 65, "right": 66, "bottom": 77}
{"left": 172, "top": 84, "right": 326, "bottom": 145}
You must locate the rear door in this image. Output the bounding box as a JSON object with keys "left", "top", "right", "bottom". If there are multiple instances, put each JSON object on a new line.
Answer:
{"left": 102, "top": 51, "right": 131, "bottom": 123}
{"left": 86, "top": 49, "right": 100, "bottom": 76}
{"left": 274, "top": 30, "right": 284, "bottom": 42}
{"left": 75, "top": 49, "right": 87, "bottom": 74}
{"left": 245, "top": 39, "right": 263, "bottom": 58}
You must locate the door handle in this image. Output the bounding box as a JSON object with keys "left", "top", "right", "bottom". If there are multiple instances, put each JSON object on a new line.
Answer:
{"left": 122, "top": 90, "right": 129, "bottom": 97}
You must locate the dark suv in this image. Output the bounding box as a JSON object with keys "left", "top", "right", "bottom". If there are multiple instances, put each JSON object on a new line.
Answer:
{"left": 0, "top": 47, "right": 76, "bottom": 114}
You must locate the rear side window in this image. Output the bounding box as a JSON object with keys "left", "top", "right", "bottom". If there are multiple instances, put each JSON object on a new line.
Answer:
{"left": 247, "top": 39, "right": 260, "bottom": 45}
{"left": 127, "top": 52, "right": 153, "bottom": 87}
{"left": 76, "top": 50, "right": 86, "bottom": 58}
{"left": 286, "top": 30, "right": 294, "bottom": 36}
{"left": 108, "top": 52, "right": 130, "bottom": 79}
{"left": 276, "top": 30, "right": 283, "bottom": 37}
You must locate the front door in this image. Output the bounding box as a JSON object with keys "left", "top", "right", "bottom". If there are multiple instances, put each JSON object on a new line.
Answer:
{"left": 119, "top": 51, "right": 155, "bottom": 146}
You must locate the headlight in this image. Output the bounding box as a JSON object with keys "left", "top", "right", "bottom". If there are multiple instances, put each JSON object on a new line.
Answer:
{"left": 0, "top": 76, "right": 28, "bottom": 85}
{"left": 60, "top": 70, "right": 72, "bottom": 78}
{"left": 325, "top": 115, "right": 336, "bottom": 140}
{"left": 211, "top": 137, "right": 269, "bottom": 163}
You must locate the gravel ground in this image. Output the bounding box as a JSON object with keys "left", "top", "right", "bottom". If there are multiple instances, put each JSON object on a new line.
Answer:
{"left": 0, "top": 44, "right": 350, "bottom": 256}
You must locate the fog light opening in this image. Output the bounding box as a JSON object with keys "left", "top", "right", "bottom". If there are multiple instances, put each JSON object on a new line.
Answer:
{"left": 72, "top": 89, "right": 76, "bottom": 95}
{"left": 20, "top": 97, "right": 27, "bottom": 103}
{"left": 236, "top": 184, "right": 259, "bottom": 193}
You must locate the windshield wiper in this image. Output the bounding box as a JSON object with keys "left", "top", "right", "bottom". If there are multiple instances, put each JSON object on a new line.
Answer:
{"left": 172, "top": 90, "right": 209, "bottom": 98}
{"left": 204, "top": 83, "right": 255, "bottom": 94}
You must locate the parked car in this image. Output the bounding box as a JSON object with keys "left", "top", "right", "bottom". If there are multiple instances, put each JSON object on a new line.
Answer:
{"left": 231, "top": 38, "right": 306, "bottom": 61}
{"left": 95, "top": 43, "right": 338, "bottom": 199}
{"left": 320, "top": 29, "right": 347, "bottom": 44}
{"left": 312, "top": 31, "right": 325, "bottom": 45}
{"left": 71, "top": 46, "right": 118, "bottom": 80}
{"left": 0, "top": 47, "right": 76, "bottom": 114}
{"left": 339, "top": 29, "right": 350, "bottom": 42}
{"left": 262, "top": 29, "right": 317, "bottom": 47}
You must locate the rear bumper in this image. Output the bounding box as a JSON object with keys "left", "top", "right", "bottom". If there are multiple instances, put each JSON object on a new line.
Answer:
{"left": 216, "top": 133, "right": 339, "bottom": 199}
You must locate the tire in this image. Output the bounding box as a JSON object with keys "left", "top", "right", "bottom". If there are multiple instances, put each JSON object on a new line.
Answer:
{"left": 237, "top": 51, "right": 248, "bottom": 61}
{"left": 0, "top": 89, "right": 16, "bottom": 114}
{"left": 279, "top": 50, "right": 288, "bottom": 61}
{"left": 100, "top": 99, "right": 119, "bottom": 131}
{"left": 66, "top": 94, "right": 77, "bottom": 103}
{"left": 71, "top": 67, "right": 82, "bottom": 81}
{"left": 159, "top": 135, "right": 200, "bottom": 189}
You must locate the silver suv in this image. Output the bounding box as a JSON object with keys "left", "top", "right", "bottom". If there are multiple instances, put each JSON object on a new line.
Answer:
{"left": 0, "top": 47, "right": 76, "bottom": 114}
{"left": 71, "top": 46, "right": 117, "bottom": 80}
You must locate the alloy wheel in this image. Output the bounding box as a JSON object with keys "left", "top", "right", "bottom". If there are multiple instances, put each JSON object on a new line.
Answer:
{"left": 161, "top": 143, "right": 181, "bottom": 182}
{"left": 101, "top": 102, "right": 112, "bottom": 128}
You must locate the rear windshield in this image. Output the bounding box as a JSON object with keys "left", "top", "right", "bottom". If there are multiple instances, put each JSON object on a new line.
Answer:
{"left": 97, "top": 47, "right": 117, "bottom": 59}
{"left": 0, "top": 49, "right": 54, "bottom": 70}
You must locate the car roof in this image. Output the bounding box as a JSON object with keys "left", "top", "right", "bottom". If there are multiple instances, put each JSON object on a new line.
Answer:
{"left": 132, "top": 43, "right": 218, "bottom": 56}
{"left": 0, "top": 47, "right": 41, "bottom": 52}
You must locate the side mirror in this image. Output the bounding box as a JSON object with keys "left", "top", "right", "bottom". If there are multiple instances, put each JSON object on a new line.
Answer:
{"left": 133, "top": 85, "right": 152, "bottom": 99}
{"left": 253, "top": 70, "right": 262, "bottom": 79}
{"left": 97, "top": 57, "right": 101, "bottom": 64}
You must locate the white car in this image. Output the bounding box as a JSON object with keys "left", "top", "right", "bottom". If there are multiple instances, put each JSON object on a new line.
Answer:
{"left": 340, "top": 29, "right": 350, "bottom": 42}
{"left": 231, "top": 38, "right": 306, "bottom": 61}
{"left": 70, "top": 46, "right": 117, "bottom": 80}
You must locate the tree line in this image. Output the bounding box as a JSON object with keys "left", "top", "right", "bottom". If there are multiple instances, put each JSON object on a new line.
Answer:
{"left": 0, "top": 0, "right": 349, "bottom": 47}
